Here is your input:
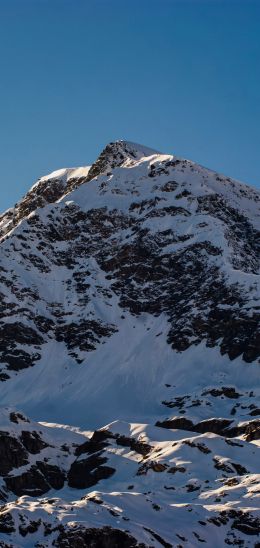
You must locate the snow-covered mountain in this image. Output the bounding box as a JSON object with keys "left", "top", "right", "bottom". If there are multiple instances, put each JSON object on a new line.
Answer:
{"left": 0, "top": 140, "right": 259, "bottom": 546}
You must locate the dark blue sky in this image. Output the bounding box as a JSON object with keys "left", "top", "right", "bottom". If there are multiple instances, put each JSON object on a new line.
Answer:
{"left": 1, "top": 0, "right": 259, "bottom": 211}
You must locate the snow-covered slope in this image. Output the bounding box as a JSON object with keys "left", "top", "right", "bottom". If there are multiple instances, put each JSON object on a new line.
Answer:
{"left": 0, "top": 140, "right": 259, "bottom": 546}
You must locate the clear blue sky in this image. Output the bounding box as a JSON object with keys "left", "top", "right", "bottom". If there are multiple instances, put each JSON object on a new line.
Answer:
{"left": 0, "top": 0, "right": 259, "bottom": 211}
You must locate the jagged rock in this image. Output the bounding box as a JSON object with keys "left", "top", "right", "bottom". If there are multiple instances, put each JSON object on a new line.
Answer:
{"left": 9, "top": 411, "right": 29, "bottom": 424}
{"left": 20, "top": 430, "right": 49, "bottom": 454}
{"left": 155, "top": 416, "right": 256, "bottom": 438}
{"left": 19, "top": 518, "right": 41, "bottom": 537}
{"left": 202, "top": 387, "right": 241, "bottom": 399}
{"left": 54, "top": 526, "right": 144, "bottom": 548}
{"left": 0, "top": 512, "right": 15, "bottom": 535}
{"left": 5, "top": 462, "right": 65, "bottom": 496}
{"left": 68, "top": 453, "right": 115, "bottom": 489}
{"left": 0, "top": 432, "right": 28, "bottom": 474}
{"left": 5, "top": 466, "right": 49, "bottom": 496}
{"left": 75, "top": 429, "right": 114, "bottom": 456}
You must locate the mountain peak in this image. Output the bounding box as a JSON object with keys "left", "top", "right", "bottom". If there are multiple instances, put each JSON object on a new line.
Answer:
{"left": 86, "top": 140, "right": 160, "bottom": 182}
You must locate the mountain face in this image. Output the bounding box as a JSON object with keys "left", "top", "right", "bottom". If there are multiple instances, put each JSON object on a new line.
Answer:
{"left": 0, "top": 140, "right": 259, "bottom": 547}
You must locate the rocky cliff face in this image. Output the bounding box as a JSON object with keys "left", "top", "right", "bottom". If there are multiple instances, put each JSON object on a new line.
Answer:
{"left": 0, "top": 140, "right": 259, "bottom": 546}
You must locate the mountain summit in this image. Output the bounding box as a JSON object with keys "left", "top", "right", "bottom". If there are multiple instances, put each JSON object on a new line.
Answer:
{"left": 0, "top": 141, "right": 259, "bottom": 546}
